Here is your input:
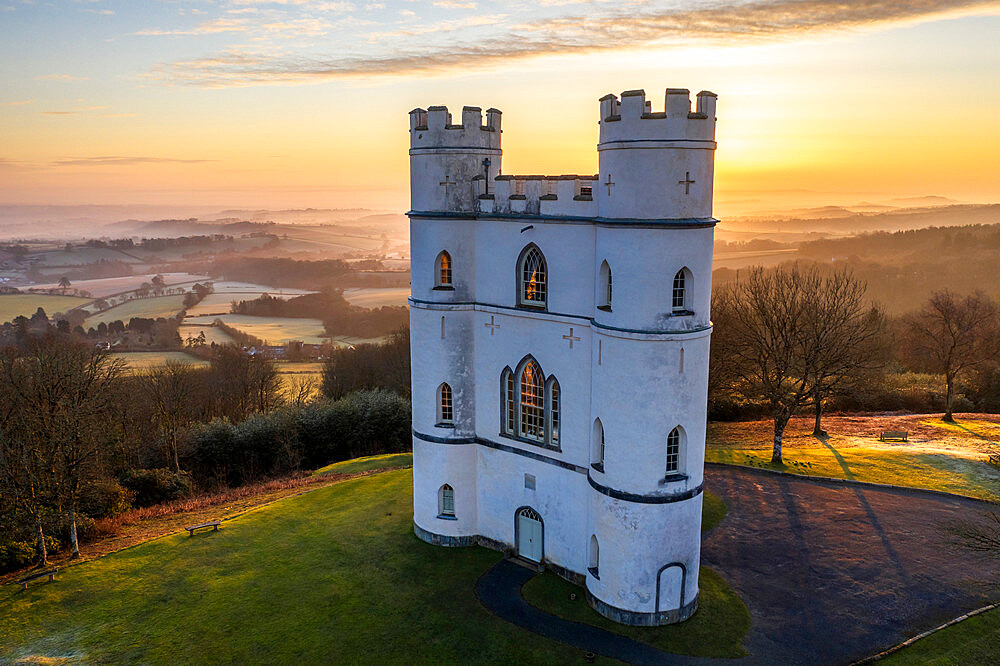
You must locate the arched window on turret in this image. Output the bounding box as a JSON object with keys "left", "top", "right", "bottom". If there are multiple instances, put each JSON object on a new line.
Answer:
{"left": 435, "top": 251, "right": 453, "bottom": 289}
{"left": 591, "top": 418, "right": 605, "bottom": 472}
{"left": 666, "top": 426, "right": 683, "bottom": 475}
{"left": 437, "top": 382, "right": 453, "bottom": 426}
{"left": 517, "top": 244, "right": 547, "bottom": 308}
{"left": 438, "top": 484, "right": 455, "bottom": 518}
{"left": 598, "top": 260, "right": 612, "bottom": 311}
{"left": 500, "top": 367, "right": 514, "bottom": 435}
{"left": 672, "top": 268, "right": 692, "bottom": 314}
{"left": 589, "top": 535, "right": 600, "bottom": 579}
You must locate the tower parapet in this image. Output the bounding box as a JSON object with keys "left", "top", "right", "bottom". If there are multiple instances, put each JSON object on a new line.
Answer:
{"left": 597, "top": 88, "right": 717, "bottom": 221}
{"left": 409, "top": 105, "right": 502, "bottom": 213}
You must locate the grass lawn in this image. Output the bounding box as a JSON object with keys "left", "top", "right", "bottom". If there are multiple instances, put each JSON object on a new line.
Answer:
{"left": 707, "top": 414, "right": 1000, "bottom": 502}
{"left": 882, "top": 605, "right": 1000, "bottom": 664}
{"left": 0, "top": 469, "right": 747, "bottom": 664}
{"left": 0, "top": 293, "right": 92, "bottom": 322}
{"left": 314, "top": 452, "right": 413, "bottom": 476}
{"left": 86, "top": 295, "right": 186, "bottom": 326}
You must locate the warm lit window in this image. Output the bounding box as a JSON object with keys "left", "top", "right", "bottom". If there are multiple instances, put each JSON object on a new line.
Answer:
{"left": 666, "top": 427, "right": 682, "bottom": 474}
{"left": 438, "top": 382, "right": 453, "bottom": 425}
{"left": 598, "top": 260, "right": 612, "bottom": 310}
{"left": 518, "top": 245, "right": 547, "bottom": 307}
{"left": 438, "top": 484, "right": 455, "bottom": 517}
{"left": 519, "top": 360, "right": 544, "bottom": 441}
{"left": 436, "top": 251, "right": 452, "bottom": 287}
{"left": 501, "top": 368, "right": 515, "bottom": 434}
{"left": 672, "top": 269, "right": 689, "bottom": 313}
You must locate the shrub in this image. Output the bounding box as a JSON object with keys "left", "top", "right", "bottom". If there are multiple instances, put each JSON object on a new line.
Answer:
{"left": 80, "top": 478, "right": 135, "bottom": 519}
{"left": 0, "top": 541, "right": 35, "bottom": 573}
{"left": 120, "top": 468, "right": 193, "bottom": 508}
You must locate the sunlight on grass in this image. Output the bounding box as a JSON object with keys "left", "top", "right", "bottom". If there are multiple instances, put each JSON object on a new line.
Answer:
{"left": 706, "top": 447, "right": 1000, "bottom": 501}
{"left": 921, "top": 418, "right": 1000, "bottom": 445}
{"left": 313, "top": 452, "right": 412, "bottom": 476}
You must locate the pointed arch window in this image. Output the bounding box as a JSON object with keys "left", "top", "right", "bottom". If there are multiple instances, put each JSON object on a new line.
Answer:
{"left": 501, "top": 358, "right": 560, "bottom": 449}
{"left": 589, "top": 535, "right": 600, "bottom": 579}
{"left": 672, "top": 268, "right": 691, "bottom": 314}
{"left": 598, "top": 260, "right": 612, "bottom": 311}
{"left": 501, "top": 368, "right": 515, "bottom": 435}
{"left": 518, "top": 245, "right": 547, "bottom": 308}
{"left": 437, "top": 382, "right": 453, "bottom": 426}
{"left": 591, "top": 418, "right": 605, "bottom": 471}
{"left": 438, "top": 484, "right": 455, "bottom": 518}
{"left": 435, "top": 251, "right": 453, "bottom": 289}
{"left": 666, "top": 427, "right": 682, "bottom": 474}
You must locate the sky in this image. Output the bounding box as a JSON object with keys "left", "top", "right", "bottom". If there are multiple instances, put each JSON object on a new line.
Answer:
{"left": 1, "top": 0, "right": 999, "bottom": 214}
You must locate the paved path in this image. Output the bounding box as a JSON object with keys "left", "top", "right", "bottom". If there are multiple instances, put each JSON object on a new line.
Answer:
{"left": 703, "top": 465, "right": 1000, "bottom": 664}
{"left": 476, "top": 559, "right": 707, "bottom": 665}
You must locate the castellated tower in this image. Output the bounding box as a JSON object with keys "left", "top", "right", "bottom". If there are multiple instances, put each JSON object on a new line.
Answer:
{"left": 409, "top": 88, "right": 717, "bottom": 626}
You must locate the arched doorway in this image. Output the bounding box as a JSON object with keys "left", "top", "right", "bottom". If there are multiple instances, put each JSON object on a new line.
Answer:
{"left": 656, "top": 563, "right": 686, "bottom": 612}
{"left": 516, "top": 507, "right": 543, "bottom": 563}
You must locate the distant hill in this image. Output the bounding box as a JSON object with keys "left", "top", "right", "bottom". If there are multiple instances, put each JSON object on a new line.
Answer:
{"left": 725, "top": 204, "right": 1000, "bottom": 235}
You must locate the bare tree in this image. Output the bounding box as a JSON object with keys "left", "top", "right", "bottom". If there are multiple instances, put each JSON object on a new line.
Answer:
{"left": 712, "top": 265, "right": 882, "bottom": 462}
{"left": 140, "top": 362, "right": 202, "bottom": 473}
{"left": 902, "top": 291, "right": 1000, "bottom": 422}
{"left": 950, "top": 512, "right": 1000, "bottom": 555}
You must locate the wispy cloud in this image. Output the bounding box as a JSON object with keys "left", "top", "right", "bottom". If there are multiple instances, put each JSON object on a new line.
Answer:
{"left": 41, "top": 105, "right": 108, "bottom": 115}
{"left": 35, "top": 74, "right": 89, "bottom": 81}
{"left": 52, "top": 156, "right": 216, "bottom": 166}
{"left": 433, "top": 1, "right": 477, "bottom": 8}
{"left": 1, "top": 99, "right": 34, "bottom": 106}
{"left": 146, "top": 0, "right": 1000, "bottom": 87}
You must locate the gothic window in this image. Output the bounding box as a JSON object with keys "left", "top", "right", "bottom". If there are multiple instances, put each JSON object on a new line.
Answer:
{"left": 666, "top": 427, "right": 682, "bottom": 474}
{"left": 591, "top": 418, "right": 605, "bottom": 470}
{"left": 501, "top": 367, "right": 514, "bottom": 435}
{"left": 519, "top": 360, "right": 545, "bottom": 442}
{"left": 438, "top": 382, "right": 453, "bottom": 425}
{"left": 598, "top": 260, "right": 612, "bottom": 310}
{"left": 547, "top": 378, "right": 560, "bottom": 445}
{"left": 438, "top": 484, "right": 455, "bottom": 517}
{"left": 672, "top": 268, "right": 691, "bottom": 314}
{"left": 589, "top": 535, "right": 600, "bottom": 579}
{"left": 435, "top": 251, "right": 453, "bottom": 288}
{"left": 518, "top": 245, "right": 547, "bottom": 308}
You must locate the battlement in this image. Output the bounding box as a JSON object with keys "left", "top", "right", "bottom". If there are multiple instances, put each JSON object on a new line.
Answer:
{"left": 476, "top": 174, "right": 598, "bottom": 217}
{"left": 410, "top": 105, "right": 502, "bottom": 150}
{"left": 599, "top": 89, "right": 716, "bottom": 144}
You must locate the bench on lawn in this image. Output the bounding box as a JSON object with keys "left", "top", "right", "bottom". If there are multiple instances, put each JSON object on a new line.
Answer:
{"left": 17, "top": 568, "right": 58, "bottom": 590}
{"left": 989, "top": 452, "right": 1000, "bottom": 466}
{"left": 879, "top": 431, "right": 908, "bottom": 442}
{"left": 185, "top": 521, "right": 221, "bottom": 536}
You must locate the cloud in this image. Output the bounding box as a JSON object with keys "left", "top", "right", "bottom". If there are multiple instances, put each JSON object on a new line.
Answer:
{"left": 41, "top": 106, "right": 108, "bottom": 115}
{"left": 146, "top": 0, "right": 1000, "bottom": 87}
{"left": 52, "top": 156, "right": 216, "bottom": 166}
{"left": 433, "top": 1, "right": 477, "bottom": 8}
{"left": 35, "top": 74, "right": 89, "bottom": 81}
{"left": 134, "top": 15, "right": 335, "bottom": 38}
{"left": 1, "top": 99, "right": 34, "bottom": 106}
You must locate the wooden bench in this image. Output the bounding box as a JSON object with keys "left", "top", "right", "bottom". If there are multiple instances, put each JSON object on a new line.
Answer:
{"left": 988, "top": 452, "right": 1000, "bottom": 466}
{"left": 17, "top": 568, "right": 58, "bottom": 590}
{"left": 185, "top": 521, "right": 221, "bottom": 536}
{"left": 879, "top": 431, "right": 908, "bottom": 442}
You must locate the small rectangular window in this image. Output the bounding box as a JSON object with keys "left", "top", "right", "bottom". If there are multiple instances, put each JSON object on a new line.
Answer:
{"left": 524, "top": 473, "right": 535, "bottom": 490}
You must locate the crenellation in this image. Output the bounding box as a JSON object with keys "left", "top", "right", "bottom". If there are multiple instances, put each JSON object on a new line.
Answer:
{"left": 598, "top": 88, "right": 716, "bottom": 144}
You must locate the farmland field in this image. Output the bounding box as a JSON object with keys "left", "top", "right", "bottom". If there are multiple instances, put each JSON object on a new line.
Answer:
{"left": 177, "top": 324, "right": 236, "bottom": 346}
{"left": 0, "top": 293, "right": 92, "bottom": 322}
{"left": 184, "top": 289, "right": 309, "bottom": 318}
{"left": 86, "top": 295, "right": 186, "bottom": 325}
{"left": 31, "top": 273, "right": 205, "bottom": 298}
{"left": 206, "top": 281, "right": 314, "bottom": 296}
{"left": 111, "top": 351, "right": 209, "bottom": 369}
{"left": 29, "top": 247, "right": 141, "bottom": 267}
{"left": 184, "top": 314, "right": 328, "bottom": 344}
{"left": 342, "top": 287, "right": 409, "bottom": 308}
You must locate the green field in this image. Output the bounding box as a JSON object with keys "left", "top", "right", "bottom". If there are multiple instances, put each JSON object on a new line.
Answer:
{"left": 0, "top": 469, "right": 748, "bottom": 664}
{"left": 314, "top": 452, "right": 413, "bottom": 476}
{"left": 0, "top": 293, "right": 92, "bottom": 322}
{"left": 177, "top": 324, "right": 236, "bottom": 346}
{"left": 86, "top": 294, "right": 186, "bottom": 326}
{"left": 184, "top": 314, "right": 328, "bottom": 344}
{"left": 882, "top": 605, "right": 1000, "bottom": 664}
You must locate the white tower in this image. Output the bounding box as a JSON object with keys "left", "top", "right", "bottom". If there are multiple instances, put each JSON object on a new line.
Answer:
{"left": 409, "top": 88, "right": 717, "bottom": 626}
